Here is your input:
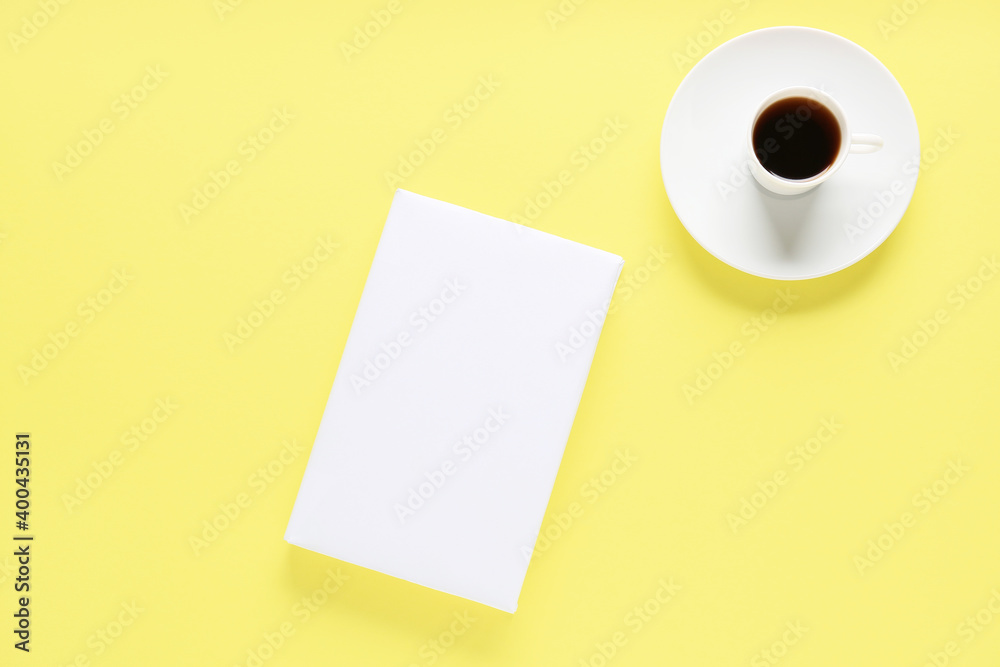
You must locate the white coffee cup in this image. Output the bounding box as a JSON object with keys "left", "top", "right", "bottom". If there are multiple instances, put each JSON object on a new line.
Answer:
{"left": 747, "top": 86, "right": 883, "bottom": 196}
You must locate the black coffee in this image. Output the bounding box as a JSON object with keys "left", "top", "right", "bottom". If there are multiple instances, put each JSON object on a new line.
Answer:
{"left": 752, "top": 96, "right": 841, "bottom": 180}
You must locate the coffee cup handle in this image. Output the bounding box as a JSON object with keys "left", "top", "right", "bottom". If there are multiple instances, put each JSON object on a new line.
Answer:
{"left": 849, "top": 134, "right": 884, "bottom": 154}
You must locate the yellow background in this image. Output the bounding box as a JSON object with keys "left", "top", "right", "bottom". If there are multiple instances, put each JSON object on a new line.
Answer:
{"left": 2, "top": 0, "right": 998, "bottom": 665}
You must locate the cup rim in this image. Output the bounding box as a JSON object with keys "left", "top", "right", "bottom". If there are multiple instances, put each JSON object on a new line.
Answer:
{"left": 746, "top": 85, "right": 850, "bottom": 186}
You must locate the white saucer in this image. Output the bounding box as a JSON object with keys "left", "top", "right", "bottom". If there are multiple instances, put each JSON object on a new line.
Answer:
{"left": 660, "top": 26, "right": 920, "bottom": 280}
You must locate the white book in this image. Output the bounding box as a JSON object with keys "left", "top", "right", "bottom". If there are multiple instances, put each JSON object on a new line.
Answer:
{"left": 285, "top": 190, "right": 623, "bottom": 612}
